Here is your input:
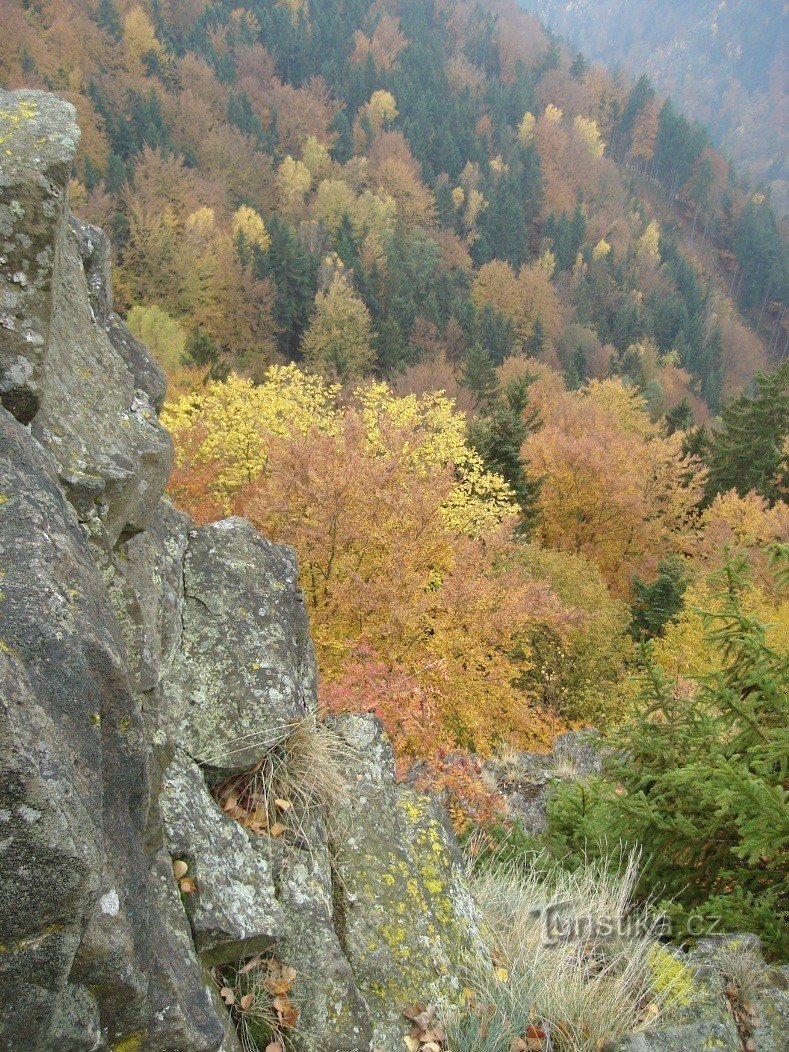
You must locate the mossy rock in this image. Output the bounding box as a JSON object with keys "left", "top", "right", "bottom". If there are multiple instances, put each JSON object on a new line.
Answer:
{"left": 329, "top": 715, "right": 487, "bottom": 1050}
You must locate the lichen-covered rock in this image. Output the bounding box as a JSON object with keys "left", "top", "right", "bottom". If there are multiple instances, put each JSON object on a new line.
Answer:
{"left": 483, "top": 729, "right": 602, "bottom": 833}
{"left": 0, "top": 90, "right": 501, "bottom": 1052}
{"left": 71, "top": 216, "right": 167, "bottom": 412}
{"left": 609, "top": 933, "right": 789, "bottom": 1052}
{"left": 262, "top": 812, "right": 373, "bottom": 1052}
{"left": 687, "top": 935, "right": 789, "bottom": 1052}
{"left": 329, "top": 715, "right": 487, "bottom": 1051}
{"left": 108, "top": 500, "right": 191, "bottom": 696}
{"left": 0, "top": 89, "right": 79, "bottom": 423}
{"left": 0, "top": 409, "right": 222, "bottom": 1051}
{"left": 161, "top": 749, "right": 284, "bottom": 966}
{"left": 165, "top": 518, "right": 317, "bottom": 771}
{"left": 29, "top": 219, "right": 172, "bottom": 545}
{"left": 1, "top": 88, "right": 172, "bottom": 545}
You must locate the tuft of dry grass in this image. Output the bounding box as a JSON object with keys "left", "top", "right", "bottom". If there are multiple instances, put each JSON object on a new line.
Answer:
{"left": 444, "top": 848, "right": 690, "bottom": 1052}
{"left": 213, "top": 712, "right": 353, "bottom": 846}
{"left": 717, "top": 944, "right": 765, "bottom": 1008}
{"left": 214, "top": 955, "right": 300, "bottom": 1052}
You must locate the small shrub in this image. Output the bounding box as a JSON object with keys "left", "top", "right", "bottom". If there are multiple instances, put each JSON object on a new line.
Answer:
{"left": 542, "top": 548, "right": 789, "bottom": 957}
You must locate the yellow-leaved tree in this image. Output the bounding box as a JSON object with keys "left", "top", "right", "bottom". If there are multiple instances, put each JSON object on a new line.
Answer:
{"left": 164, "top": 367, "right": 581, "bottom": 782}
{"left": 301, "top": 274, "right": 375, "bottom": 380}
{"left": 524, "top": 375, "right": 705, "bottom": 592}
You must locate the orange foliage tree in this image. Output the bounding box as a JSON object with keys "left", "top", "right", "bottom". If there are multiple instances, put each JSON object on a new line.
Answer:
{"left": 524, "top": 374, "right": 706, "bottom": 591}
{"left": 165, "top": 370, "right": 578, "bottom": 771}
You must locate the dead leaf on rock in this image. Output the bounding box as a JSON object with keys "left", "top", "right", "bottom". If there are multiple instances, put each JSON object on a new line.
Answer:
{"left": 273, "top": 994, "right": 298, "bottom": 1029}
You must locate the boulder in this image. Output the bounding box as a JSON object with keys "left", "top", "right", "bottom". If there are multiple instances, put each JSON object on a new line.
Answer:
{"left": 165, "top": 518, "right": 317, "bottom": 771}
{"left": 160, "top": 749, "right": 284, "bottom": 966}
{"left": 1, "top": 89, "right": 172, "bottom": 546}
{"left": 329, "top": 715, "right": 487, "bottom": 1050}
{"left": 609, "top": 934, "right": 789, "bottom": 1052}
{"left": 0, "top": 408, "right": 221, "bottom": 1051}
{"left": 483, "top": 729, "right": 602, "bottom": 833}
{"left": 263, "top": 812, "right": 373, "bottom": 1052}
{"left": 0, "top": 89, "right": 79, "bottom": 423}
{"left": 71, "top": 216, "right": 167, "bottom": 412}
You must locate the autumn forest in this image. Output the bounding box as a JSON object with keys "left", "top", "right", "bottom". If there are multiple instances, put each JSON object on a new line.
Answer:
{"left": 3, "top": 0, "right": 787, "bottom": 962}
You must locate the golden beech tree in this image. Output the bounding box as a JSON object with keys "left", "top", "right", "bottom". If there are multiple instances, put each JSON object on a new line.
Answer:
{"left": 123, "top": 6, "right": 166, "bottom": 75}
{"left": 301, "top": 274, "right": 375, "bottom": 380}
{"left": 278, "top": 155, "right": 313, "bottom": 216}
{"left": 165, "top": 369, "right": 581, "bottom": 769}
{"left": 524, "top": 377, "right": 706, "bottom": 591}
{"left": 472, "top": 260, "right": 562, "bottom": 346}
{"left": 629, "top": 99, "right": 660, "bottom": 166}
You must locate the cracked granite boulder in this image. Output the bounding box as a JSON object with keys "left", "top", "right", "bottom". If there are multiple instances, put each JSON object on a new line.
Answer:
{"left": 328, "top": 715, "right": 488, "bottom": 1051}
{"left": 164, "top": 518, "right": 318, "bottom": 771}
{"left": 160, "top": 748, "right": 283, "bottom": 966}
{"left": 0, "top": 89, "right": 78, "bottom": 423}
{"left": 261, "top": 810, "right": 373, "bottom": 1052}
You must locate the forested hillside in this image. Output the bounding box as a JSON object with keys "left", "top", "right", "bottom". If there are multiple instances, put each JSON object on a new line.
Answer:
{"left": 518, "top": 0, "right": 789, "bottom": 216}
{"left": 1, "top": 0, "right": 786, "bottom": 407}
{"left": 3, "top": 0, "right": 787, "bottom": 967}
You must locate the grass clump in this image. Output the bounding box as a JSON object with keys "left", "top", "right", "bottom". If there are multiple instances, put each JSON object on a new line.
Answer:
{"left": 443, "top": 848, "right": 690, "bottom": 1052}
{"left": 214, "top": 955, "right": 299, "bottom": 1052}
{"left": 213, "top": 712, "right": 352, "bottom": 845}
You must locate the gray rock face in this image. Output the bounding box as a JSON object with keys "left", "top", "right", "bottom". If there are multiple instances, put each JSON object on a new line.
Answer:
{"left": 30, "top": 220, "right": 173, "bottom": 545}
{"left": 330, "top": 715, "right": 488, "bottom": 1051}
{"left": 0, "top": 409, "right": 222, "bottom": 1052}
{"left": 0, "top": 89, "right": 79, "bottom": 423}
{"left": 166, "top": 518, "right": 317, "bottom": 771}
{"left": 1, "top": 89, "right": 172, "bottom": 545}
{"left": 71, "top": 216, "right": 167, "bottom": 412}
{"left": 483, "top": 728, "right": 602, "bottom": 833}
{"left": 266, "top": 811, "right": 373, "bottom": 1052}
{"left": 609, "top": 934, "right": 789, "bottom": 1052}
{"left": 161, "top": 749, "right": 283, "bottom": 965}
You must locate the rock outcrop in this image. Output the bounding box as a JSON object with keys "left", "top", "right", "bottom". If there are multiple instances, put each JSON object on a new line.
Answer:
{"left": 0, "top": 89, "right": 484, "bottom": 1052}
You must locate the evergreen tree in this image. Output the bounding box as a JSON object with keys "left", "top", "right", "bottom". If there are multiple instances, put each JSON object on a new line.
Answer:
{"left": 734, "top": 196, "right": 789, "bottom": 312}
{"left": 181, "top": 326, "right": 228, "bottom": 379}
{"left": 462, "top": 343, "right": 498, "bottom": 406}
{"left": 263, "top": 215, "right": 317, "bottom": 360}
{"left": 682, "top": 422, "right": 712, "bottom": 462}
{"left": 629, "top": 556, "right": 688, "bottom": 639}
{"left": 526, "top": 318, "right": 546, "bottom": 359}
{"left": 706, "top": 362, "right": 789, "bottom": 504}
{"left": 664, "top": 398, "right": 693, "bottom": 435}
{"left": 468, "top": 376, "right": 543, "bottom": 533}
{"left": 570, "top": 52, "right": 587, "bottom": 78}
{"left": 97, "top": 0, "right": 122, "bottom": 40}
{"left": 546, "top": 549, "right": 789, "bottom": 958}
